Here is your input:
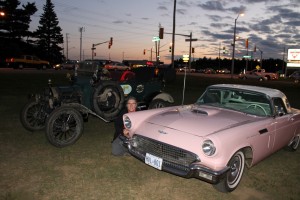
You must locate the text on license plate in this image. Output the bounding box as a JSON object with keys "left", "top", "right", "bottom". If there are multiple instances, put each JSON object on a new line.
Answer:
{"left": 145, "top": 153, "right": 163, "bottom": 170}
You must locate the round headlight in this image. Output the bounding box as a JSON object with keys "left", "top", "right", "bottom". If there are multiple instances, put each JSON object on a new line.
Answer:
{"left": 202, "top": 140, "right": 216, "bottom": 156}
{"left": 123, "top": 115, "right": 132, "bottom": 129}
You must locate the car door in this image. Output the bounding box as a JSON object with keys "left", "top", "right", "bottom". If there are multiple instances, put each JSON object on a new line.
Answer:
{"left": 272, "top": 98, "right": 297, "bottom": 152}
{"left": 247, "top": 71, "right": 257, "bottom": 79}
{"left": 248, "top": 118, "right": 277, "bottom": 164}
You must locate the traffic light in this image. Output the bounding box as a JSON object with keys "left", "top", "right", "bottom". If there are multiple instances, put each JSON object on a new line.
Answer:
{"left": 245, "top": 38, "right": 248, "bottom": 48}
{"left": 192, "top": 47, "right": 195, "bottom": 53}
{"left": 143, "top": 49, "right": 146, "bottom": 55}
{"left": 169, "top": 45, "right": 172, "bottom": 52}
{"left": 108, "top": 37, "right": 113, "bottom": 49}
{"left": 159, "top": 27, "right": 164, "bottom": 39}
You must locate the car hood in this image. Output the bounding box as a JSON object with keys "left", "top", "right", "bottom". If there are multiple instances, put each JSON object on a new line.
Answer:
{"left": 145, "top": 105, "right": 260, "bottom": 137}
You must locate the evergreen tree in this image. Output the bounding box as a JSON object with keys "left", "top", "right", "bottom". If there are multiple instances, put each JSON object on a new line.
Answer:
{"left": 0, "top": 0, "right": 37, "bottom": 40}
{"left": 0, "top": 0, "right": 37, "bottom": 58}
{"left": 35, "top": 0, "right": 63, "bottom": 64}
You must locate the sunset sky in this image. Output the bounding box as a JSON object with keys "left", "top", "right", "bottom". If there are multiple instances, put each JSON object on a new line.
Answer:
{"left": 20, "top": 0, "right": 300, "bottom": 63}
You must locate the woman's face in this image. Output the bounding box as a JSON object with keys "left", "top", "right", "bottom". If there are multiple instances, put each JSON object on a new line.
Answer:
{"left": 127, "top": 99, "right": 137, "bottom": 112}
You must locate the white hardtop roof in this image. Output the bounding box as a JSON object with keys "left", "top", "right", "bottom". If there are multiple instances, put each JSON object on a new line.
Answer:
{"left": 209, "top": 84, "right": 286, "bottom": 98}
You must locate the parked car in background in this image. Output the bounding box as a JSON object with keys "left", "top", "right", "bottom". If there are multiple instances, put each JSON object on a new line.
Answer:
{"left": 216, "top": 68, "right": 230, "bottom": 74}
{"left": 61, "top": 60, "right": 78, "bottom": 70}
{"left": 177, "top": 67, "right": 195, "bottom": 73}
{"left": 123, "top": 84, "right": 300, "bottom": 192}
{"left": 239, "top": 70, "right": 266, "bottom": 81}
{"left": 104, "top": 61, "right": 130, "bottom": 71}
{"left": 53, "top": 63, "right": 62, "bottom": 70}
{"left": 204, "top": 68, "right": 216, "bottom": 74}
{"left": 5, "top": 55, "right": 50, "bottom": 69}
{"left": 239, "top": 69, "right": 278, "bottom": 81}
{"left": 289, "top": 70, "right": 300, "bottom": 83}
{"left": 196, "top": 69, "right": 205, "bottom": 73}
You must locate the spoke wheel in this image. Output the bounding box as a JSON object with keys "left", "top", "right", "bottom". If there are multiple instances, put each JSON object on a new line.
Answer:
{"left": 46, "top": 107, "right": 83, "bottom": 148}
{"left": 20, "top": 100, "right": 47, "bottom": 132}
{"left": 148, "top": 99, "right": 170, "bottom": 109}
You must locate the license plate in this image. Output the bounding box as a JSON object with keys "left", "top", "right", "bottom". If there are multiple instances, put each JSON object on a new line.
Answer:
{"left": 145, "top": 153, "right": 163, "bottom": 170}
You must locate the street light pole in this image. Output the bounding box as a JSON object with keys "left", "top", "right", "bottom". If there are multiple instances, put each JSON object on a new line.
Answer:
{"left": 171, "top": 0, "right": 176, "bottom": 68}
{"left": 231, "top": 13, "right": 243, "bottom": 79}
{"left": 256, "top": 47, "right": 263, "bottom": 68}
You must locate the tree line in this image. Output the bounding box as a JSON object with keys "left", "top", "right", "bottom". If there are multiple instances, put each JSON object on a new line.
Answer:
{"left": 0, "top": 0, "right": 64, "bottom": 65}
{"left": 175, "top": 57, "right": 284, "bottom": 73}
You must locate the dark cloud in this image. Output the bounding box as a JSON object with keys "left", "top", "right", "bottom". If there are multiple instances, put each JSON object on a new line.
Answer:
{"left": 200, "top": 29, "right": 232, "bottom": 42}
{"left": 158, "top": 6, "right": 168, "bottom": 11}
{"left": 178, "top": 1, "right": 191, "bottom": 7}
{"left": 112, "top": 20, "right": 124, "bottom": 24}
{"left": 198, "top": 1, "right": 225, "bottom": 11}
{"left": 188, "top": 22, "right": 198, "bottom": 26}
{"left": 112, "top": 20, "right": 131, "bottom": 24}
{"left": 207, "top": 15, "right": 223, "bottom": 22}
{"left": 227, "top": 5, "right": 246, "bottom": 15}
{"left": 210, "top": 23, "right": 225, "bottom": 29}
{"left": 243, "top": 0, "right": 281, "bottom": 3}
{"left": 177, "top": 9, "right": 187, "bottom": 15}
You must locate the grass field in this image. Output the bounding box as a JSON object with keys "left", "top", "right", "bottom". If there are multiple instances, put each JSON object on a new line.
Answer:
{"left": 0, "top": 70, "right": 300, "bottom": 200}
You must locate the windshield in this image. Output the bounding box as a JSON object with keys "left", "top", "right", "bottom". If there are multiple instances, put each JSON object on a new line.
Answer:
{"left": 196, "top": 87, "right": 272, "bottom": 117}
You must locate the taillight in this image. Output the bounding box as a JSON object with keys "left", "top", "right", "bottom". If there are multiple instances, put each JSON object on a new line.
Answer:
{"left": 6, "top": 58, "right": 14, "bottom": 62}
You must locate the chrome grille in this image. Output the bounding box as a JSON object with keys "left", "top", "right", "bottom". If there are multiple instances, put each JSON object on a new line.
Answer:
{"left": 130, "top": 135, "right": 199, "bottom": 171}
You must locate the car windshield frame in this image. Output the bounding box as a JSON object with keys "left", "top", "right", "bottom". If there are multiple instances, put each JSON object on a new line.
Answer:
{"left": 195, "top": 87, "right": 273, "bottom": 117}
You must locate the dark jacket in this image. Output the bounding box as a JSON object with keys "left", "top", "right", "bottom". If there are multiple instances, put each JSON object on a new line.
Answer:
{"left": 112, "top": 108, "right": 128, "bottom": 141}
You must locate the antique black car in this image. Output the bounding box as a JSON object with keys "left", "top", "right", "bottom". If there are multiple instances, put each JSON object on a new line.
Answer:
{"left": 20, "top": 60, "right": 175, "bottom": 147}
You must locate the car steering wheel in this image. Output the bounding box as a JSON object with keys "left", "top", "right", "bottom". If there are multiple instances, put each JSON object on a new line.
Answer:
{"left": 247, "top": 104, "right": 267, "bottom": 116}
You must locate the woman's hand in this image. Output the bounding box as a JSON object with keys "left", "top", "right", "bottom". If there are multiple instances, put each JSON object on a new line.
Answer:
{"left": 123, "top": 129, "right": 130, "bottom": 138}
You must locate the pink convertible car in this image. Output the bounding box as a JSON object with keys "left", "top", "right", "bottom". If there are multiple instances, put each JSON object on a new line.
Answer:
{"left": 123, "top": 84, "right": 300, "bottom": 192}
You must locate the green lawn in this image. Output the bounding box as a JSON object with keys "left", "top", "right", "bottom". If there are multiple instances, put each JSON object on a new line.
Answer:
{"left": 0, "top": 70, "right": 299, "bottom": 200}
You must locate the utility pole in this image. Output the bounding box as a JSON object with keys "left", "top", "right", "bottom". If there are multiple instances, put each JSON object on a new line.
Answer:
{"left": 66, "top": 33, "right": 69, "bottom": 60}
{"left": 158, "top": 24, "right": 161, "bottom": 64}
{"left": 155, "top": 41, "right": 158, "bottom": 64}
{"left": 79, "top": 27, "right": 84, "bottom": 61}
{"left": 218, "top": 43, "right": 221, "bottom": 69}
{"left": 184, "top": 32, "right": 197, "bottom": 72}
{"left": 188, "top": 32, "right": 192, "bottom": 71}
{"left": 259, "top": 49, "right": 263, "bottom": 68}
{"left": 282, "top": 46, "right": 286, "bottom": 78}
{"left": 171, "top": 0, "right": 176, "bottom": 68}
{"left": 245, "top": 39, "right": 249, "bottom": 71}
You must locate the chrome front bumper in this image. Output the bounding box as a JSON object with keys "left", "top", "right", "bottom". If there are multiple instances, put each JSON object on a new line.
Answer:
{"left": 125, "top": 139, "right": 229, "bottom": 184}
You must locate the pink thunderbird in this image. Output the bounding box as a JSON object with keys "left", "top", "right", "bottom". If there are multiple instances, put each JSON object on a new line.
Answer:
{"left": 123, "top": 84, "right": 300, "bottom": 192}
